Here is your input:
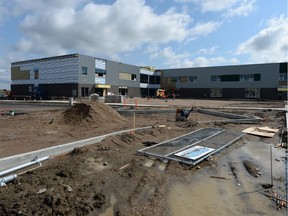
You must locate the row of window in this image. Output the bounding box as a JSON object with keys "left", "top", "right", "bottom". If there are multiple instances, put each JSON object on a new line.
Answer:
{"left": 163, "top": 76, "right": 197, "bottom": 83}
{"left": 211, "top": 74, "right": 261, "bottom": 82}
{"left": 210, "top": 88, "right": 260, "bottom": 98}
{"left": 140, "top": 74, "right": 161, "bottom": 84}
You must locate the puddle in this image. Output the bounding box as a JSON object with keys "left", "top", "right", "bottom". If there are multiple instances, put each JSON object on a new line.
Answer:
{"left": 168, "top": 180, "right": 236, "bottom": 216}
{"left": 100, "top": 194, "right": 116, "bottom": 216}
{"left": 168, "top": 139, "right": 286, "bottom": 216}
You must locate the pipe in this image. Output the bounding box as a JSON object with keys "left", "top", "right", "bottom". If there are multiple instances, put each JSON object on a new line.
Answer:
{"left": 0, "top": 174, "right": 17, "bottom": 186}
{"left": 0, "top": 156, "right": 49, "bottom": 177}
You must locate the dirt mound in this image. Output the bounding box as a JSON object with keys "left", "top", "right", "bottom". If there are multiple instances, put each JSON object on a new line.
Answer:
{"left": 243, "top": 160, "right": 261, "bottom": 177}
{"left": 56, "top": 102, "right": 125, "bottom": 126}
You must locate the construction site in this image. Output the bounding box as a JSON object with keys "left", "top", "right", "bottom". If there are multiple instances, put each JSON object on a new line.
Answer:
{"left": 0, "top": 97, "right": 287, "bottom": 216}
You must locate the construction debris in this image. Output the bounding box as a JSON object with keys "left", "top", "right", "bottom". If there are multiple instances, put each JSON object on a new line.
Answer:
{"left": 242, "top": 126, "right": 279, "bottom": 138}
{"left": 229, "top": 162, "right": 241, "bottom": 186}
{"left": 259, "top": 190, "right": 287, "bottom": 210}
{"left": 210, "top": 176, "right": 230, "bottom": 180}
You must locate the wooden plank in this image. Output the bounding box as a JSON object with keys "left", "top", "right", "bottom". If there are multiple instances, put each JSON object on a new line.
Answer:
{"left": 257, "top": 127, "right": 279, "bottom": 133}
{"left": 242, "top": 127, "right": 275, "bottom": 138}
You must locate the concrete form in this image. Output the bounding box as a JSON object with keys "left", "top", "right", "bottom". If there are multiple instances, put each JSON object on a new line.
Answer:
{"left": 138, "top": 127, "right": 244, "bottom": 166}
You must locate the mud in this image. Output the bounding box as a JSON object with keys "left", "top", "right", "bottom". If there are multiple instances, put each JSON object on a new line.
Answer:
{"left": 0, "top": 99, "right": 286, "bottom": 215}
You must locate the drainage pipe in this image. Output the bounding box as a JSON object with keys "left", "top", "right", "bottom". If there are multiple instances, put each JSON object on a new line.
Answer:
{"left": 0, "top": 156, "right": 49, "bottom": 177}
{"left": 0, "top": 174, "right": 17, "bottom": 186}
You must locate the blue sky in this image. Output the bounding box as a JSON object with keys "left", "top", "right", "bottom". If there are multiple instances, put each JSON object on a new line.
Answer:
{"left": 0, "top": 0, "right": 287, "bottom": 89}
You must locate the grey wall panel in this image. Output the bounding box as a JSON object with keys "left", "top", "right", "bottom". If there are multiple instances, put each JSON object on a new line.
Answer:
{"left": 164, "top": 63, "right": 281, "bottom": 89}
{"left": 128, "top": 87, "right": 141, "bottom": 97}
{"left": 106, "top": 60, "right": 140, "bottom": 88}
{"left": 109, "top": 85, "right": 119, "bottom": 95}
{"left": 78, "top": 54, "right": 95, "bottom": 84}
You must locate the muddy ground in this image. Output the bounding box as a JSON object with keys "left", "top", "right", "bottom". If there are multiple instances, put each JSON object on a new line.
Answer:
{"left": 0, "top": 98, "right": 287, "bottom": 216}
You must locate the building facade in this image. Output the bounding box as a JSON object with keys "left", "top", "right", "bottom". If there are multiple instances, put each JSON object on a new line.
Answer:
{"left": 11, "top": 54, "right": 143, "bottom": 98}
{"left": 10, "top": 54, "right": 287, "bottom": 100}
{"left": 158, "top": 62, "right": 287, "bottom": 100}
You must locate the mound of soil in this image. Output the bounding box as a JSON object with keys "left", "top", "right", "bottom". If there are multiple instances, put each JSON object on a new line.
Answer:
{"left": 56, "top": 102, "right": 125, "bottom": 126}
{"left": 243, "top": 160, "right": 261, "bottom": 177}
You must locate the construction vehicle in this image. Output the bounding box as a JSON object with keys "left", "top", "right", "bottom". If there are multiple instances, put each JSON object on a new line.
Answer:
{"left": 3, "top": 89, "right": 13, "bottom": 99}
{"left": 156, "top": 89, "right": 166, "bottom": 99}
{"left": 175, "top": 107, "right": 194, "bottom": 121}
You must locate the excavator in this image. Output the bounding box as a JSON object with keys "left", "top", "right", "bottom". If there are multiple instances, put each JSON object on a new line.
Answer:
{"left": 175, "top": 107, "right": 194, "bottom": 121}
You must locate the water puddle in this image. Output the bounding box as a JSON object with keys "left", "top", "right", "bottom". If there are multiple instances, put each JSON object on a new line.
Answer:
{"left": 100, "top": 194, "right": 117, "bottom": 216}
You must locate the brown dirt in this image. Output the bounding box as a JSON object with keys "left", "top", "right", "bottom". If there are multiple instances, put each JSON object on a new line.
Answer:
{"left": 0, "top": 99, "right": 286, "bottom": 216}
{"left": 56, "top": 101, "right": 125, "bottom": 126}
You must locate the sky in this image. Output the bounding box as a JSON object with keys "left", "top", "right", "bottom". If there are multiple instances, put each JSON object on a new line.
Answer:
{"left": 0, "top": 0, "right": 287, "bottom": 89}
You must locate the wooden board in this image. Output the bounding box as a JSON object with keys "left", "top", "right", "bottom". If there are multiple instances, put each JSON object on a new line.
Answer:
{"left": 242, "top": 127, "right": 276, "bottom": 138}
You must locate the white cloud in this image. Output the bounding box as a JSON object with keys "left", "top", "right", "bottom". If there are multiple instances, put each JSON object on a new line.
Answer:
{"left": 198, "top": 46, "right": 219, "bottom": 54}
{"left": 189, "top": 22, "right": 221, "bottom": 39}
{"left": 0, "top": 57, "right": 14, "bottom": 89}
{"left": 148, "top": 46, "right": 239, "bottom": 68}
{"left": 236, "top": 15, "right": 288, "bottom": 63}
{"left": 176, "top": 0, "right": 237, "bottom": 12}
{"left": 192, "top": 56, "right": 239, "bottom": 67}
{"left": 176, "top": 0, "right": 256, "bottom": 17}
{"left": 0, "top": 0, "right": 85, "bottom": 24}
{"left": 14, "top": 0, "right": 200, "bottom": 56}
{"left": 224, "top": 0, "right": 256, "bottom": 17}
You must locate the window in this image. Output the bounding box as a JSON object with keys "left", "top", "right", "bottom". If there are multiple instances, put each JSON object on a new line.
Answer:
{"left": 163, "top": 77, "right": 169, "bottom": 83}
{"left": 211, "top": 75, "right": 220, "bottom": 82}
{"left": 240, "top": 74, "right": 260, "bottom": 81}
{"left": 96, "top": 72, "right": 105, "bottom": 77}
{"left": 156, "top": 76, "right": 160, "bottom": 84}
{"left": 189, "top": 76, "right": 197, "bottom": 82}
{"left": 220, "top": 75, "right": 240, "bottom": 82}
{"left": 210, "top": 88, "right": 223, "bottom": 97}
{"left": 254, "top": 74, "right": 261, "bottom": 81}
{"left": 81, "top": 87, "right": 89, "bottom": 97}
{"left": 140, "top": 74, "right": 149, "bottom": 83}
{"left": 149, "top": 75, "right": 157, "bottom": 84}
{"left": 245, "top": 88, "right": 260, "bottom": 98}
{"left": 171, "top": 77, "right": 177, "bottom": 83}
{"left": 119, "top": 72, "right": 137, "bottom": 81}
{"left": 240, "top": 75, "right": 249, "bottom": 82}
{"left": 179, "top": 76, "right": 188, "bottom": 82}
{"left": 82, "top": 66, "right": 88, "bottom": 75}
{"left": 279, "top": 73, "right": 287, "bottom": 81}
{"left": 34, "top": 69, "right": 39, "bottom": 79}
{"left": 95, "top": 68, "right": 106, "bottom": 74}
